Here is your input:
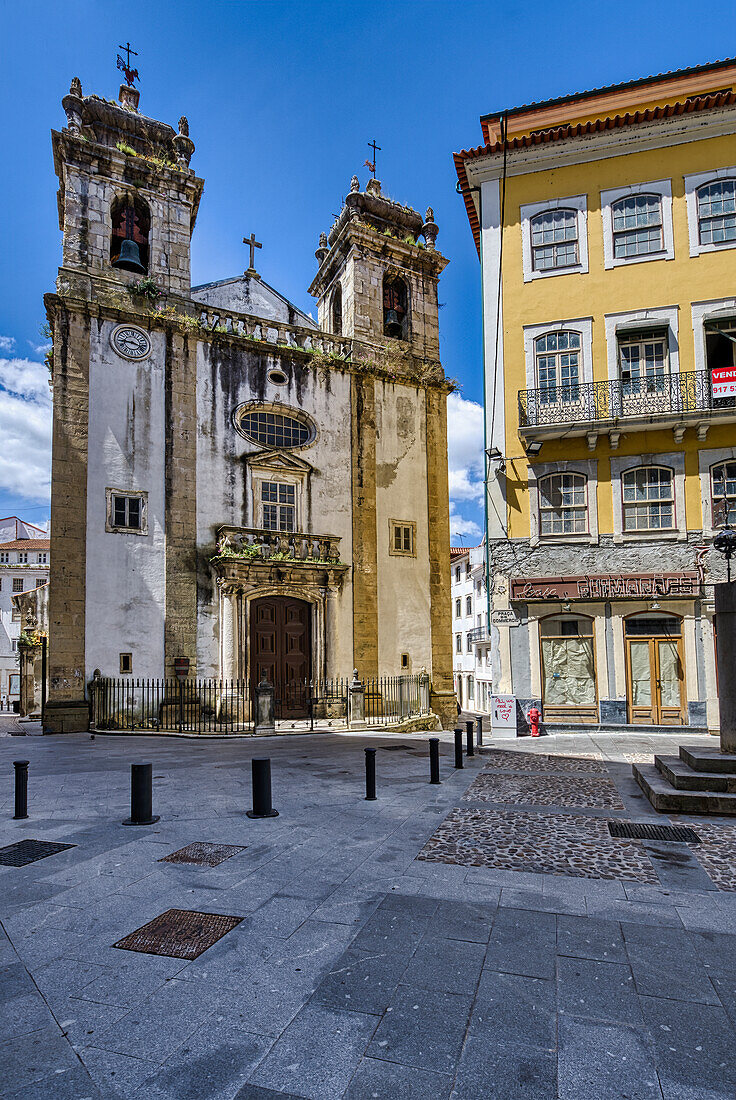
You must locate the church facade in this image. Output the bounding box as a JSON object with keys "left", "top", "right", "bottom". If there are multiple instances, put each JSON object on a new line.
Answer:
{"left": 43, "top": 76, "right": 455, "bottom": 732}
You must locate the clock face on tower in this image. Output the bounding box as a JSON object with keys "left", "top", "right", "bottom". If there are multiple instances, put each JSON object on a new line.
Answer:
{"left": 110, "top": 324, "right": 151, "bottom": 361}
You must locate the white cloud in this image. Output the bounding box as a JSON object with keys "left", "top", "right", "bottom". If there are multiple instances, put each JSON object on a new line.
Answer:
{"left": 0, "top": 335, "right": 16, "bottom": 353}
{"left": 447, "top": 391, "right": 485, "bottom": 541}
{"left": 0, "top": 357, "right": 52, "bottom": 504}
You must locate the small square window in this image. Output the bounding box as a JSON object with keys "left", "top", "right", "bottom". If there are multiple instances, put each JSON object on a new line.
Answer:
{"left": 37, "top": 553, "right": 47, "bottom": 564}
{"left": 389, "top": 520, "right": 416, "bottom": 557}
{"left": 106, "top": 489, "right": 148, "bottom": 535}
{"left": 12, "top": 578, "right": 24, "bottom": 593}
{"left": 0, "top": 552, "right": 8, "bottom": 563}
{"left": 120, "top": 653, "right": 132, "bottom": 674}
{"left": 35, "top": 578, "right": 44, "bottom": 588}
{"left": 400, "top": 653, "right": 409, "bottom": 669}
{"left": 18, "top": 552, "right": 28, "bottom": 564}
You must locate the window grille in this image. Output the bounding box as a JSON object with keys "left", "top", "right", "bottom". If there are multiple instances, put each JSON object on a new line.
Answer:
{"left": 241, "top": 410, "right": 311, "bottom": 448}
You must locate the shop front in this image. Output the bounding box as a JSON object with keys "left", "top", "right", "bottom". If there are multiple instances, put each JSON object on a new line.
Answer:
{"left": 504, "top": 571, "right": 707, "bottom": 731}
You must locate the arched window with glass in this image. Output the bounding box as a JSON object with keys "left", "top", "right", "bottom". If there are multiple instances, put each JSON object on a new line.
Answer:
{"left": 538, "top": 473, "right": 588, "bottom": 535}
{"left": 535, "top": 331, "right": 581, "bottom": 405}
{"left": 530, "top": 209, "right": 578, "bottom": 271}
{"left": 697, "top": 179, "right": 736, "bottom": 245}
{"left": 611, "top": 194, "right": 663, "bottom": 258}
{"left": 621, "top": 466, "right": 674, "bottom": 532}
{"left": 711, "top": 461, "right": 736, "bottom": 527}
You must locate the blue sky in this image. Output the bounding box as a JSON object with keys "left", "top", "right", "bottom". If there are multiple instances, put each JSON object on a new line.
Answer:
{"left": 1, "top": 0, "right": 735, "bottom": 538}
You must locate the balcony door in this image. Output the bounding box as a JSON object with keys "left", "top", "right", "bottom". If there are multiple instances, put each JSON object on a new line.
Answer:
{"left": 625, "top": 615, "right": 685, "bottom": 725}
{"left": 250, "top": 597, "right": 311, "bottom": 718}
{"left": 617, "top": 329, "right": 670, "bottom": 416}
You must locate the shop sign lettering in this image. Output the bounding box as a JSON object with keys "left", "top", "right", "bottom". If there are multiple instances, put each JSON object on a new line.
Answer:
{"left": 712, "top": 367, "right": 736, "bottom": 400}
{"left": 510, "top": 572, "right": 699, "bottom": 602}
{"left": 491, "top": 609, "right": 520, "bottom": 626}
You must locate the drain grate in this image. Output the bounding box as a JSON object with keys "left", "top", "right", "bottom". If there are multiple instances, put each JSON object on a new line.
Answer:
{"left": 608, "top": 821, "right": 701, "bottom": 844}
{"left": 0, "top": 839, "right": 76, "bottom": 867}
{"left": 113, "top": 908, "right": 243, "bottom": 959}
{"left": 159, "top": 842, "right": 247, "bottom": 867}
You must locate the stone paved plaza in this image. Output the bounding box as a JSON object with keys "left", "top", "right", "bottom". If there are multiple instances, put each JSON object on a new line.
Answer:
{"left": 2, "top": 720, "right": 736, "bottom": 1099}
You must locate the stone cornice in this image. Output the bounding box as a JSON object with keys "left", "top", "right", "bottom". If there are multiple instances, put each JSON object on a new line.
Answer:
{"left": 45, "top": 281, "right": 453, "bottom": 393}
{"left": 309, "top": 220, "right": 447, "bottom": 298}
{"left": 214, "top": 558, "right": 349, "bottom": 590}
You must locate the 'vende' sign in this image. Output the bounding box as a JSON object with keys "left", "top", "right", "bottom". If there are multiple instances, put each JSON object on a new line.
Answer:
{"left": 712, "top": 367, "right": 736, "bottom": 399}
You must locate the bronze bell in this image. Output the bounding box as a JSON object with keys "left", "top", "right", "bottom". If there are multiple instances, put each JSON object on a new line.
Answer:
{"left": 385, "top": 309, "right": 402, "bottom": 337}
{"left": 112, "top": 238, "right": 145, "bottom": 274}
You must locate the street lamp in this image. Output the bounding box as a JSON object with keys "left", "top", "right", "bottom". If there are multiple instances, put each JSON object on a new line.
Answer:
{"left": 713, "top": 525, "right": 736, "bottom": 583}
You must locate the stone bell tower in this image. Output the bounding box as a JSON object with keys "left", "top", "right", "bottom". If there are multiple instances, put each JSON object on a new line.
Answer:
{"left": 310, "top": 174, "right": 445, "bottom": 369}
{"left": 309, "top": 177, "right": 456, "bottom": 728}
{"left": 43, "top": 77, "right": 204, "bottom": 732}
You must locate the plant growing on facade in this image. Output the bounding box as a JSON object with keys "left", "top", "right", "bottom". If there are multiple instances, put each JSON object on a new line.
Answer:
{"left": 128, "top": 277, "right": 162, "bottom": 303}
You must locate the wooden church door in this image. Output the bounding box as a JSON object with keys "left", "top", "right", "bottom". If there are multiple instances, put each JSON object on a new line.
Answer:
{"left": 250, "top": 597, "right": 311, "bottom": 717}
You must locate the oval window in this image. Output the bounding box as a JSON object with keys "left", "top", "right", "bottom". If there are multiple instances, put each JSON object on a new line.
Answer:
{"left": 268, "top": 369, "right": 288, "bottom": 385}
{"left": 239, "top": 407, "right": 313, "bottom": 448}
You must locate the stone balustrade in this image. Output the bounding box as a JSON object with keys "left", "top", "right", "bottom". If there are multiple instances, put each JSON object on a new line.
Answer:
{"left": 196, "top": 306, "right": 352, "bottom": 359}
{"left": 216, "top": 525, "right": 343, "bottom": 564}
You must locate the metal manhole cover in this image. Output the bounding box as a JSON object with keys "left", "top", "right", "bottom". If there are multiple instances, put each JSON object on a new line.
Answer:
{"left": 113, "top": 909, "right": 243, "bottom": 959}
{"left": 159, "top": 842, "right": 247, "bottom": 867}
{"left": 608, "top": 821, "right": 701, "bottom": 844}
{"left": 0, "top": 839, "right": 76, "bottom": 867}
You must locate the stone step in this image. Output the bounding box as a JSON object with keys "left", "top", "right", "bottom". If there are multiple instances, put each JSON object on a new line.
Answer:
{"left": 680, "top": 746, "right": 736, "bottom": 774}
{"left": 655, "top": 755, "right": 736, "bottom": 793}
{"left": 633, "top": 763, "right": 736, "bottom": 815}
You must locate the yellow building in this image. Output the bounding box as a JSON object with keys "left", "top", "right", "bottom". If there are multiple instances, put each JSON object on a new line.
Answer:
{"left": 455, "top": 58, "right": 736, "bottom": 734}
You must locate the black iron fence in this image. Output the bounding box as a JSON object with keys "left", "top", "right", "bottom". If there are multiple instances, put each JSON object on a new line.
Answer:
{"left": 93, "top": 672, "right": 431, "bottom": 733}
{"left": 518, "top": 369, "right": 735, "bottom": 429}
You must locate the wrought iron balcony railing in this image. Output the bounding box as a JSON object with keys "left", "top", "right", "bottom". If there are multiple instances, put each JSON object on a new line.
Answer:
{"left": 468, "top": 625, "right": 490, "bottom": 644}
{"left": 518, "top": 370, "right": 735, "bottom": 430}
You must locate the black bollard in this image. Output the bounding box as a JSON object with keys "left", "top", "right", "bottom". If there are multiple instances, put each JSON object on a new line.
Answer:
{"left": 466, "top": 720, "right": 475, "bottom": 757}
{"left": 13, "top": 760, "right": 29, "bottom": 820}
{"left": 475, "top": 715, "right": 483, "bottom": 748}
{"left": 429, "top": 738, "right": 440, "bottom": 784}
{"left": 247, "top": 758, "right": 279, "bottom": 818}
{"left": 364, "top": 747, "right": 377, "bottom": 801}
{"left": 454, "top": 728, "right": 464, "bottom": 769}
{"left": 122, "top": 763, "right": 160, "bottom": 826}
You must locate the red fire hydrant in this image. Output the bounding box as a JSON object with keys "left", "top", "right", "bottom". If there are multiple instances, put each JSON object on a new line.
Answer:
{"left": 528, "top": 706, "right": 541, "bottom": 737}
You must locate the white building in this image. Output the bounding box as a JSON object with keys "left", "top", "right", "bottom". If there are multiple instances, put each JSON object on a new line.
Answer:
{"left": 0, "top": 517, "right": 50, "bottom": 704}
{"left": 451, "top": 542, "right": 492, "bottom": 714}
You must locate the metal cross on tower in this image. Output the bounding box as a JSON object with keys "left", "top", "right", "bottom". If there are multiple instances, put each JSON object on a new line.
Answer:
{"left": 365, "top": 140, "right": 381, "bottom": 178}
{"left": 243, "top": 232, "right": 262, "bottom": 273}
{"left": 117, "top": 42, "right": 139, "bottom": 86}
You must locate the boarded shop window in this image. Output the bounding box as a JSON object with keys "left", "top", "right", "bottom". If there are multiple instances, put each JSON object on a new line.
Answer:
{"left": 540, "top": 616, "right": 596, "bottom": 708}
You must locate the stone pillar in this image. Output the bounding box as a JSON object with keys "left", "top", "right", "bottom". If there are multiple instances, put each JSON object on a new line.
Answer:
{"left": 255, "top": 677, "right": 275, "bottom": 736}
{"left": 349, "top": 669, "right": 367, "bottom": 729}
{"left": 715, "top": 582, "right": 736, "bottom": 753}
{"left": 46, "top": 306, "right": 91, "bottom": 732}
{"left": 164, "top": 330, "right": 198, "bottom": 677}
{"left": 425, "top": 387, "right": 457, "bottom": 730}
{"left": 350, "top": 376, "right": 378, "bottom": 677}
{"left": 219, "top": 583, "right": 238, "bottom": 680}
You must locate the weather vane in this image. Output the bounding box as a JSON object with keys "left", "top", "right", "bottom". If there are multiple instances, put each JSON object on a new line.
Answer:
{"left": 117, "top": 42, "right": 139, "bottom": 87}
{"left": 364, "top": 139, "right": 381, "bottom": 179}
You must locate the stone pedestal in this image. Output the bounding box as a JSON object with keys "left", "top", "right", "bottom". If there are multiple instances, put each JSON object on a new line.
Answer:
{"left": 43, "top": 699, "right": 89, "bottom": 734}
{"left": 349, "top": 671, "right": 366, "bottom": 730}
{"left": 255, "top": 678, "right": 275, "bottom": 736}
{"left": 716, "top": 582, "right": 736, "bottom": 753}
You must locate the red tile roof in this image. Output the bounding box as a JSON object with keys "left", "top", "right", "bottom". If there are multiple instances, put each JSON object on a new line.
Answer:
{"left": 0, "top": 540, "right": 50, "bottom": 550}
{"left": 455, "top": 88, "right": 736, "bottom": 254}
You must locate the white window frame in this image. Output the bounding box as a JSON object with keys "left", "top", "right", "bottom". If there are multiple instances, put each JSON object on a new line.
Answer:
{"left": 691, "top": 298, "right": 736, "bottom": 374}
{"left": 528, "top": 459, "right": 598, "bottom": 547}
{"left": 699, "top": 446, "right": 736, "bottom": 538}
{"left": 523, "top": 318, "right": 594, "bottom": 390}
{"left": 604, "top": 307, "right": 680, "bottom": 381}
{"left": 105, "top": 488, "right": 149, "bottom": 536}
{"left": 685, "top": 168, "right": 736, "bottom": 257}
{"left": 611, "top": 452, "right": 686, "bottom": 543}
{"left": 520, "top": 194, "right": 588, "bottom": 283}
{"left": 600, "top": 180, "right": 674, "bottom": 269}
